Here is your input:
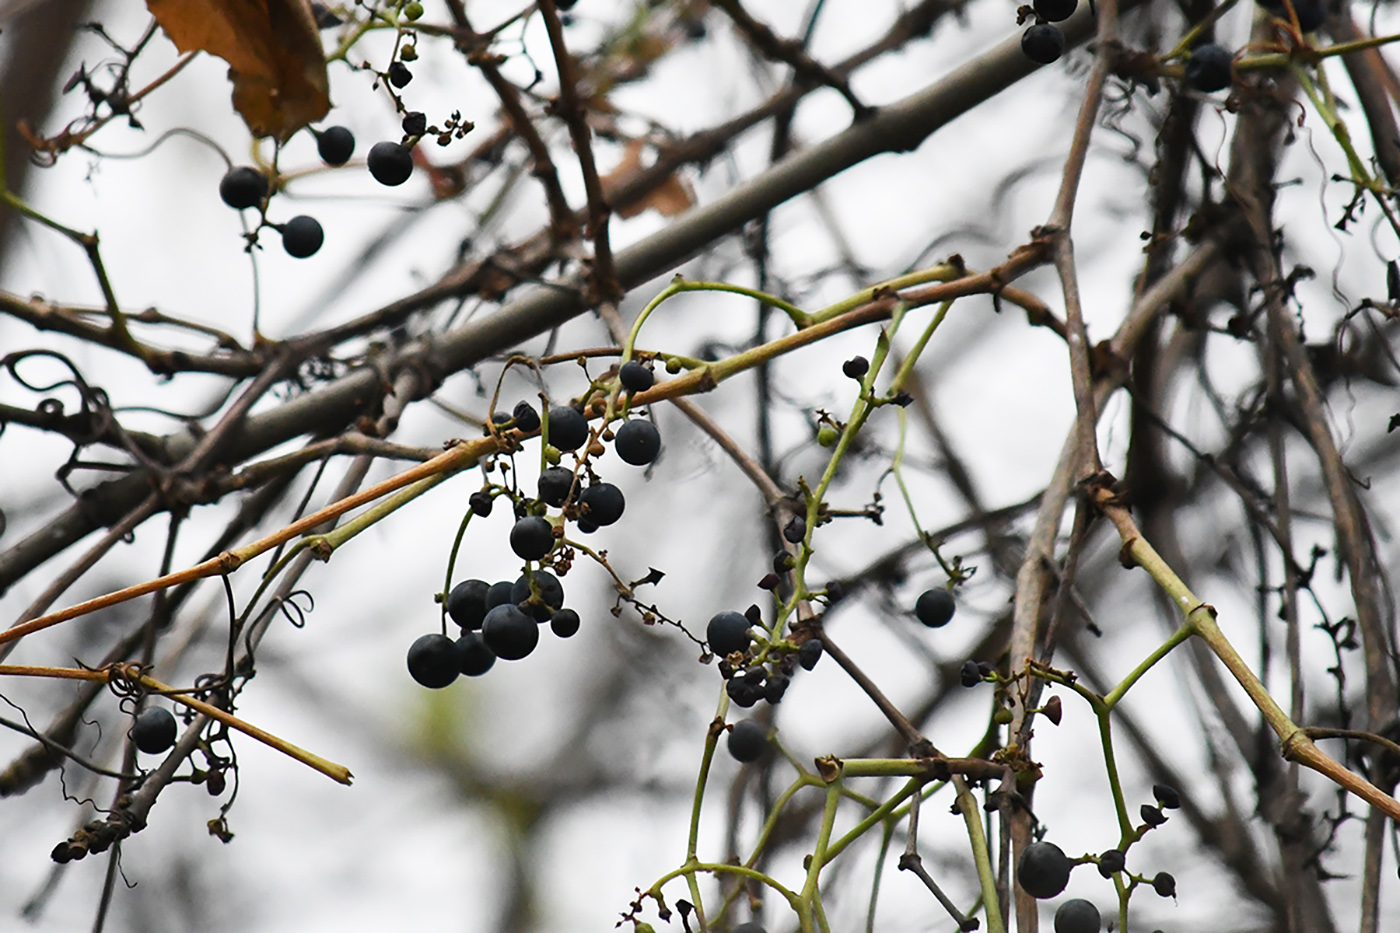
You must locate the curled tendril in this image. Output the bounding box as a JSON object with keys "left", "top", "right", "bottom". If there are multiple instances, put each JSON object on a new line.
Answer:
{"left": 275, "top": 590, "right": 316, "bottom": 629}
{"left": 98, "top": 662, "right": 151, "bottom": 704}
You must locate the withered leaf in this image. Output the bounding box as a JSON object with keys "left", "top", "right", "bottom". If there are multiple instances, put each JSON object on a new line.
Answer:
{"left": 601, "top": 138, "right": 695, "bottom": 219}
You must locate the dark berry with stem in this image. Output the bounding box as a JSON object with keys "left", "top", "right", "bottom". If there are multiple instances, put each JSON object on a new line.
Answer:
{"left": 841, "top": 355, "right": 869, "bottom": 379}
{"left": 783, "top": 515, "right": 805, "bottom": 543}
{"left": 387, "top": 61, "right": 413, "bottom": 87}
{"left": 401, "top": 110, "right": 426, "bottom": 137}
{"left": 1140, "top": 804, "right": 1167, "bottom": 827}
{"left": 758, "top": 573, "right": 780, "bottom": 590}
{"left": 960, "top": 660, "right": 983, "bottom": 687}
{"left": 1022, "top": 23, "right": 1065, "bottom": 64}
{"left": 763, "top": 674, "right": 789, "bottom": 704}
{"left": 915, "top": 588, "right": 955, "bottom": 628}
{"left": 580, "top": 482, "right": 625, "bottom": 526}
{"left": 1097, "top": 849, "right": 1125, "bottom": 877}
{"left": 1035, "top": 0, "right": 1078, "bottom": 20}
{"left": 490, "top": 411, "right": 512, "bottom": 426}
{"left": 772, "top": 551, "right": 794, "bottom": 575}
{"left": 1185, "top": 44, "right": 1233, "bottom": 92}
{"left": 482, "top": 604, "right": 539, "bottom": 660}
{"left": 316, "top": 125, "right": 354, "bottom": 165}
{"left": 512, "top": 570, "right": 564, "bottom": 619}
{"left": 798, "top": 638, "right": 822, "bottom": 670}
{"left": 727, "top": 720, "right": 768, "bottom": 762}
{"left": 468, "top": 490, "right": 493, "bottom": 516}
{"left": 538, "top": 467, "right": 576, "bottom": 506}
{"left": 614, "top": 419, "right": 661, "bottom": 465}
{"left": 1152, "top": 871, "right": 1176, "bottom": 897}
{"left": 546, "top": 406, "right": 589, "bottom": 450}
{"left": 708, "top": 611, "right": 751, "bottom": 656}
{"left": 455, "top": 631, "right": 496, "bottom": 676}
{"left": 1153, "top": 783, "right": 1181, "bottom": 809}
{"left": 408, "top": 633, "right": 460, "bottom": 688}
{"left": 1053, "top": 899, "right": 1101, "bottom": 933}
{"left": 367, "top": 141, "right": 413, "bottom": 186}
{"left": 619, "top": 360, "right": 654, "bottom": 392}
{"left": 1017, "top": 841, "right": 1071, "bottom": 898}
{"left": 280, "top": 215, "right": 324, "bottom": 258}
{"left": 219, "top": 166, "right": 268, "bottom": 209}
{"left": 550, "top": 608, "right": 580, "bottom": 638}
{"left": 447, "top": 578, "right": 490, "bottom": 629}
{"left": 510, "top": 515, "right": 555, "bottom": 560}
{"left": 512, "top": 401, "right": 541, "bottom": 433}
{"left": 132, "top": 707, "right": 178, "bottom": 754}
{"left": 825, "top": 580, "right": 845, "bottom": 603}
{"left": 487, "top": 580, "right": 515, "bottom": 609}
{"left": 576, "top": 516, "right": 599, "bottom": 534}
{"left": 726, "top": 678, "right": 763, "bottom": 708}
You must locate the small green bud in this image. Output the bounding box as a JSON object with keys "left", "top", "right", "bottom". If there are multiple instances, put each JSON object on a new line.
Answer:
{"left": 817, "top": 425, "right": 839, "bottom": 447}
{"left": 993, "top": 706, "right": 1014, "bottom": 725}
{"left": 400, "top": 44, "right": 418, "bottom": 61}
{"left": 403, "top": 1, "right": 424, "bottom": 20}
{"left": 544, "top": 445, "right": 562, "bottom": 465}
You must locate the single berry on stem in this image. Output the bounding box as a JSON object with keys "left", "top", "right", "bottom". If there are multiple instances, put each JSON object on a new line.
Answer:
{"left": 447, "top": 578, "right": 490, "bottom": 629}
{"left": 914, "top": 588, "right": 955, "bottom": 627}
{"left": 219, "top": 166, "right": 269, "bottom": 209}
{"left": 1016, "top": 841, "right": 1071, "bottom": 898}
{"left": 1053, "top": 898, "right": 1101, "bottom": 933}
{"left": 387, "top": 61, "right": 413, "bottom": 87}
{"left": 512, "top": 401, "right": 541, "bottom": 433}
{"left": 546, "top": 405, "right": 589, "bottom": 451}
{"left": 614, "top": 419, "right": 661, "bottom": 465}
{"left": 132, "top": 707, "right": 178, "bottom": 754}
{"left": 487, "top": 580, "right": 515, "bottom": 609}
{"left": 280, "top": 215, "right": 324, "bottom": 258}
{"left": 482, "top": 604, "right": 539, "bottom": 660}
{"left": 550, "top": 608, "right": 581, "bottom": 638}
{"left": 408, "top": 633, "right": 461, "bottom": 688}
{"left": 468, "top": 490, "right": 493, "bottom": 515}
{"left": 708, "top": 611, "right": 752, "bottom": 656}
{"left": 316, "top": 125, "right": 355, "bottom": 165}
{"left": 580, "top": 482, "right": 625, "bottom": 526}
{"left": 367, "top": 141, "right": 414, "bottom": 186}
{"left": 510, "top": 515, "right": 555, "bottom": 560}
{"left": 1022, "top": 23, "right": 1065, "bottom": 64}
{"left": 401, "top": 110, "right": 427, "bottom": 137}
{"left": 1184, "top": 43, "right": 1233, "bottom": 93}
{"left": 1035, "top": 0, "right": 1078, "bottom": 20}
{"left": 538, "top": 467, "right": 576, "bottom": 506}
{"left": 841, "top": 356, "right": 869, "bottom": 379}
{"left": 727, "top": 720, "right": 768, "bottom": 762}
{"left": 619, "top": 360, "right": 654, "bottom": 392}
{"left": 798, "top": 638, "right": 823, "bottom": 670}
{"left": 455, "top": 631, "right": 496, "bottom": 676}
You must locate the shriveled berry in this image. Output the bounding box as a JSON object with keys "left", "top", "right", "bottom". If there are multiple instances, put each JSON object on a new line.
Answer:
{"left": 486, "top": 580, "right": 515, "bottom": 609}
{"left": 1185, "top": 44, "right": 1233, "bottom": 93}
{"left": 914, "top": 588, "right": 955, "bottom": 627}
{"left": 447, "top": 578, "right": 490, "bottom": 629}
{"left": 219, "top": 166, "right": 268, "bottom": 209}
{"left": 408, "top": 633, "right": 460, "bottom": 688}
{"left": 482, "top": 604, "right": 539, "bottom": 660}
{"left": 619, "top": 360, "right": 654, "bottom": 392}
{"left": 1041, "top": 695, "right": 1063, "bottom": 725}
{"left": 763, "top": 674, "right": 789, "bottom": 704}
{"left": 538, "top": 467, "right": 576, "bottom": 506}
{"left": 727, "top": 720, "right": 768, "bottom": 762}
{"left": 960, "top": 659, "right": 983, "bottom": 687}
{"left": 798, "top": 638, "right": 822, "bottom": 670}
{"left": 726, "top": 677, "right": 763, "bottom": 708}
{"left": 1035, "top": 0, "right": 1078, "bottom": 20}
{"left": 512, "top": 570, "right": 564, "bottom": 619}
{"left": 1017, "top": 841, "right": 1071, "bottom": 898}
{"left": 132, "top": 707, "right": 177, "bottom": 754}
{"left": 468, "top": 490, "right": 493, "bottom": 516}
{"left": 512, "top": 401, "right": 541, "bottom": 433}
{"left": 614, "top": 419, "right": 661, "bottom": 465}
{"left": 510, "top": 515, "right": 555, "bottom": 560}
{"left": 1022, "top": 23, "right": 1065, "bottom": 64}
{"left": 401, "top": 110, "right": 427, "bottom": 137}
{"left": 387, "top": 61, "right": 413, "bottom": 87}
{"left": 1152, "top": 871, "right": 1176, "bottom": 898}
{"left": 1097, "top": 849, "right": 1125, "bottom": 877}
{"left": 758, "top": 572, "right": 780, "bottom": 590}
{"left": 783, "top": 515, "right": 805, "bottom": 543}
{"left": 281, "top": 215, "right": 324, "bottom": 258}
{"left": 546, "top": 405, "right": 589, "bottom": 450}
{"left": 1153, "top": 783, "right": 1181, "bottom": 809}
{"left": 580, "top": 483, "right": 625, "bottom": 526}
{"left": 1054, "top": 898, "right": 1101, "bottom": 933}
{"left": 772, "top": 551, "right": 794, "bottom": 575}
{"left": 316, "top": 125, "right": 355, "bottom": 165}
{"left": 708, "top": 611, "right": 751, "bottom": 656}
{"left": 841, "top": 355, "right": 869, "bottom": 379}
{"left": 550, "top": 608, "right": 581, "bottom": 637}
{"left": 455, "top": 631, "right": 496, "bottom": 676}
{"left": 1140, "top": 804, "right": 1167, "bottom": 827}
{"left": 367, "top": 141, "right": 413, "bottom": 186}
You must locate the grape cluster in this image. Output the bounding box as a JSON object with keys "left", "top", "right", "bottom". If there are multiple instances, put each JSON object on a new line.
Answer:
{"left": 405, "top": 395, "right": 664, "bottom": 688}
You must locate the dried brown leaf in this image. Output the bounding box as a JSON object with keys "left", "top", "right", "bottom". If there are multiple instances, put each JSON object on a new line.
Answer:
{"left": 601, "top": 138, "right": 695, "bottom": 220}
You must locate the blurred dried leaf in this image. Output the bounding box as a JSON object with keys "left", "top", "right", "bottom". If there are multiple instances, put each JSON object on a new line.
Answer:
{"left": 601, "top": 138, "right": 695, "bottom": 219}
{"left": 146, "top": 0, "right": 329, "bottom": 140}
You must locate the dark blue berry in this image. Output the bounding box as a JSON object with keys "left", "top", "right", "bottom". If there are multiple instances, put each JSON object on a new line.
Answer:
{"left": 546, "top": 406, "right": 589, "bottom": 450}
{"left": 132, "top": 707, "right": 177, "bottom": 754}
{"left": 708, "top": 611, "right": 751, "bottom": 656}
{"left": 387, "top": 61, "right": 413, "bottom": 87}
{"left": 580, "top": 482, "right": 625, "bottom": 526}
{"left": 367, "top": 141, "right": 413, "bottom": 186}
{"left": 469, "top": 490, "right": 493, "bottom": 515}
{"left": 316, "top": 125, "right": 354, "bottom": 165}
{"left": 1154, "top": 783, "right": 1181, "bottom": 809}
{"left": 550, "top": 608, "right": 580, "bottom": 638}
{"left": 401, "top": 110, "right": 426, "bottom": 137}
{"left": 960, "top": 659, "right": 983, "bottom": 687}
{"left": 1022, "top": 23, "right": 1065, "bottom": 64}
{"left": 512, "top": 570, "right": 564, "bottom": 619}
{"left": 1017, "top": 841, "right": 1071, "bottom": 898}
{"left": 915, "top": 588, "right": 955, "bottom": 628}
{"left": 1035, "top": 0, "right": 1078, "bottom": 20}
{"left": 280, "top": 215, "right": 324, "bottom": 258}
{"left": 408, "top": 633, "right": 460, "bottom": 688}
{"left": 727, "top": 720, "right": 768, "bottom": 762}
{"left": 841, "top": 356, "right": 868, "bottom": 379}
{"left": 782, "top": 515, "right": 805, "bottom": 543}
{"left": 447, "top": 578, "right": 490, "bottom": 629}
{"left": 619, "top": 360, "right": 654, "bottom": 393}
{"left": 219, "top": 166, "right": 268, "bottom": 209}
{"left": 486, "top": 580, "right": 515, "bottom": 609}
{"left": 455, "top": 631, "right": 496, "bottom": 676}
{"left": 510, "top": 516, "right": 555, "bottom": 560}
{"left": 538, "top": 467, "right": 576, "bottom": 506}
{"left": 614, "top": 419, "right": 661, "bottom": 465}
{"left": 726, "top": 677, "right": 763, "bottom": 707}
{"left": 1054, "top": 899, "right": 1101, "bottom": 933}
{"left": 1185, "top": 44, "right": 1233, "bottom": 93}
{"left": 798, "top": 638, "right": 822, "bottom": 670}
{"left": 1151, "top": 871, "right": 1176, "bottom": 897}
{"left": 512, "top": 401, "right": 541, "bottom": 433}
{"left": 482, "top": 604, "right": 539, "bottom": 660}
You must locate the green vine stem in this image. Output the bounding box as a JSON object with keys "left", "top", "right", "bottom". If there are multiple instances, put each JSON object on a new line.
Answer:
{"left": 953, "top": 775, "right": 1005, "bottom": 933}
{"left": 1088, "top": 479, "right": 1400, "bottom": 820}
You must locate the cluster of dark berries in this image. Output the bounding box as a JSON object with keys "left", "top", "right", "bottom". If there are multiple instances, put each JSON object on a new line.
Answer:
{"left": 1021, "top": 0, "right": 1076, "bottom": 65}
{"left": 131, "top": 706, "right": 178, "bottom": 754}
{"left": 218, "top": 164, "right": 325, "bottom": 258}
{"left": 709, "top": 607, "right": 804, "bottom": 708}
